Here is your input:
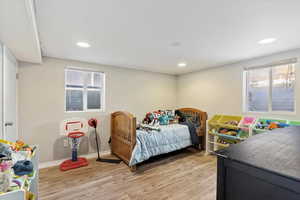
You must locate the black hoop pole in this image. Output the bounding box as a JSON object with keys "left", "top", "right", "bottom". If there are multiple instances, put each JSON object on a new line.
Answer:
{"left": 94, "top": 127, "right": 101, "bottom": 161}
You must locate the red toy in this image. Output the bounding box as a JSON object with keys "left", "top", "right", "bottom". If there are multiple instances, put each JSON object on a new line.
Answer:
{"left": 60, "top": 121, "right": 89, "bottom": 171}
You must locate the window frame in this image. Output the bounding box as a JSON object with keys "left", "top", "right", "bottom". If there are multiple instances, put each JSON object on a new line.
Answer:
{"left": 243, "top": 62, "right": 297, "bottom": 115}
{"left": 64, "top": 67, "right": 105, "bottom": 113}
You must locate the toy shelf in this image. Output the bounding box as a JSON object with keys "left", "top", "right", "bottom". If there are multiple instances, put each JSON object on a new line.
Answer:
{"left": 206, "top": 114, "right": 300, "bottom": 155}
{"left": 0, "top": 146, "right": 38, "bottom": 200}
{"left": 206, "top": 115, "right": 256, "bottom": 154}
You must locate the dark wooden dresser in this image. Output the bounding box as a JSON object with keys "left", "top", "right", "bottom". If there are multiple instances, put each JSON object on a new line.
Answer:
{"left": 216, "top": 126, "right": 300, "bottom": 200}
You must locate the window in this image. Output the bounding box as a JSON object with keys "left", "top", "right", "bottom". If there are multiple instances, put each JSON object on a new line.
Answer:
{"left": 244, "top": 63, "right": 295, "bottom": 113}
{"left": 65, "top": 68, "right": 105, "bottom": 112}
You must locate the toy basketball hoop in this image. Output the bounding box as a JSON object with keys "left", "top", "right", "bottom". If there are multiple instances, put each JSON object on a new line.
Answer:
{"left": 60, "top": 120, "right": 89, "bottom": 171}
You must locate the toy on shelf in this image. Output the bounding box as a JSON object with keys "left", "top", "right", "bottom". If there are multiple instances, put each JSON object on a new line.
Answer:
{"left": 253, "top": 118, "right": 289, "bottom": 135}
{"left": 239, "top": 116, "right": 256, "bottom": 129}
{"left": 60, "top": 119, "right": 89, "bottom": 171}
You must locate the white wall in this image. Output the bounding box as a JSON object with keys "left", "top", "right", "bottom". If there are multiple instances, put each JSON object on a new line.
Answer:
{"left": 177, "top": 49, "right": 300, "bottom": 120}
{"left": 18, "top": 57, "right": 177, "bottom": 162}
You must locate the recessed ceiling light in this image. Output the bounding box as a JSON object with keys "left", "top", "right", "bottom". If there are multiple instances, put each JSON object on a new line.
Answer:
{"left": 258, "top": 38, "right": 277, "bottom": 45}
{"left": 76, "top": 42, "right": 91, "bottom": 48}
{"left": 171, "top": 42, "right": 181, "bottom": 47}
{"left": 177, "top": 62, "right": 187, "bottom": 67}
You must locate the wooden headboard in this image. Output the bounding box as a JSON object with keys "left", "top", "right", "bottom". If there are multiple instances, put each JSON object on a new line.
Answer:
{"left": 177, "top": 108, "right": 208, "bottom": 149}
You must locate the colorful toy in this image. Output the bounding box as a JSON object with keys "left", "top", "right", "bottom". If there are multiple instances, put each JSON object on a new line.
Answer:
{"left": 255, "top": 120, "right": 290, "bottom": 131}
{"left": 219, "top": 128, "right": 239, "bottom": 136}
{"left": 268, "top": 122, "right": 279, "bottom": 130}
{"left": 158, "top": 114, "right": 169, "bottom": 125}
{"left": 225, "top": 120, "right": 239, "bottom": 126}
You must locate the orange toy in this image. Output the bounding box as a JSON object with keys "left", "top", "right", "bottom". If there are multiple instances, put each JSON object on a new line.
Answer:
{"left": 269, "top": 122, "right": 278, "bottom": 130}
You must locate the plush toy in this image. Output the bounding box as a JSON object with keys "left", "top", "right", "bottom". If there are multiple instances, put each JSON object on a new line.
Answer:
{"left": 12, "top": 160, "right": 33, "bottom": 176}
{"left": 151, "top": 113, "right": 160, "bottom": 126}
{"left": 0, "top": 143, "right": 12, "bottom": 160}
{"left": 143, "top": 112, "right": 154, "bottom": 124}
{"left": 159, "top": 114, "right": 169, "bottom": 125}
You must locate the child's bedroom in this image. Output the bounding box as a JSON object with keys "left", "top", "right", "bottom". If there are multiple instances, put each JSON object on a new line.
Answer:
{"left": 1, "top": 0, "right": 300, "bottom": 200}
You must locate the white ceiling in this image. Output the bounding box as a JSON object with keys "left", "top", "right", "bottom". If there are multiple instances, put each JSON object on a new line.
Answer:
{"left": 36, "top": 1, "right": 300, "bottom": 74}
{"left": 0, "top": 0, "right": 42, "bottom": 63}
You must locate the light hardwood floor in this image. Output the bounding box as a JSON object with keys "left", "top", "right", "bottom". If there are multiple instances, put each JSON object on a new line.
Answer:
{"left": 39, "top": 149, "right": 217, "bottom": 200}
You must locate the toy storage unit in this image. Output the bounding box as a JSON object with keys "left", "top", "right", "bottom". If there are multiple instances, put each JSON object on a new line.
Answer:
{"left": 0, "top": 146, "right": 38, "bottom": 200}
{"left": 206, "top": 115, "right": 256, "bottom": 154}
{"left": 207, "top": 114, "right": 300, "bottom": 154}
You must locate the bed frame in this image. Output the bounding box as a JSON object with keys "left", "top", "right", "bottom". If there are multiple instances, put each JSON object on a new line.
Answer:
{"left": 111, "top": 108, "right": 207, "bottom": 171}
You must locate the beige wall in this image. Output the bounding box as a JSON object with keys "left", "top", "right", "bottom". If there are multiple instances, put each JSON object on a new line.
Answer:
{"left": 19, "top": 49, "right": 300, "bottom": 163}
{"left": 177, "top": 49, "right": 300, "bottom": 120}
{"left": 18, "top": 57, "right": 177, "bottom": 162}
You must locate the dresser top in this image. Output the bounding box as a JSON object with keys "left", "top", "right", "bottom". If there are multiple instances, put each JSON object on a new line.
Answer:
{"left": 217, "top": 126, "right": 300, "bottom": 181}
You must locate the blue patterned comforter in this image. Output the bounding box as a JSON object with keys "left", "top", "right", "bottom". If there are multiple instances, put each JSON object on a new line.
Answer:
{"left": 129, "top": 124, "right": 192, "bottom": 166}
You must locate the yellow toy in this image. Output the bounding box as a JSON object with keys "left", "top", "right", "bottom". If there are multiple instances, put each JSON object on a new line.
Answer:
{"left": 0, "top": 139, "right": 32, "bottom": 152}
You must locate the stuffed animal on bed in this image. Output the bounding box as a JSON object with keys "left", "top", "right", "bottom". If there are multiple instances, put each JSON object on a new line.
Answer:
{"left": 143, "top": 112, "right": 154, "bottom": 124}
{"left": 159, "top": 114, "right": 169, "bottom": 125}
{"left": 143, "top": 110, "right": 173, "bottom": 126}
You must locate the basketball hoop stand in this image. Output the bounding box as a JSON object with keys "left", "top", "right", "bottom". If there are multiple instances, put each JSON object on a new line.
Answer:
{"left": 60, "top": 121, "right": 89, "bottom": 171}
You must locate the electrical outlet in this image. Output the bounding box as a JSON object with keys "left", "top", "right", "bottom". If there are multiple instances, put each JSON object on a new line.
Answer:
{"left": 63, "top": 139, "right": 68, "bottom": 147}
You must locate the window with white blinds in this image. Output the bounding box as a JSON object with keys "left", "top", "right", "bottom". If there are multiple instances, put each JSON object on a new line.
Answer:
{"left": 244, "top": 62, "right": 296, "bottom": 113}
{"left": 65, "top": 68, "right": 105, "bottom": 112}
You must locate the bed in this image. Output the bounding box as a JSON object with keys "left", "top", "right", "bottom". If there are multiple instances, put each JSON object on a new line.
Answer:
{"left": 111, "top": 108, "right": 207, "bottom": 171}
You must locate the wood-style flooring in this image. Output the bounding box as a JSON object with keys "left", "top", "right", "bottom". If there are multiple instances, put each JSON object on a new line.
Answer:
{"left": 39, "top": 149, "right": 217, "bottom": 200}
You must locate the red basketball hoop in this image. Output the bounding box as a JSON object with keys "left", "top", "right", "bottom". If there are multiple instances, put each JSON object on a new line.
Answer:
{"left": 68, "top": 131, "right": 85, "bottom": 139}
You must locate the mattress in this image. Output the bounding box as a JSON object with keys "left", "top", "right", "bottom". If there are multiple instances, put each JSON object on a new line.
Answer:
{"left": 129, "top": 124, "right": 192, "bottom": 166}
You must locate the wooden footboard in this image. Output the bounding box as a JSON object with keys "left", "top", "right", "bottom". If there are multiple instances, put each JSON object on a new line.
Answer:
{"left": 111, "top": 111, "right": 136, "bottom": 165}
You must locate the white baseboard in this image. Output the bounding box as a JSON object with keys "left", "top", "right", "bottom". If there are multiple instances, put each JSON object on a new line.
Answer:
{"left": 39, "top": 150, "right": 111, "bottom": 169}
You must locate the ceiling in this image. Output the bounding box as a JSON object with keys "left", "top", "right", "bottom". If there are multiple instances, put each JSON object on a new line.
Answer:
{"left": 0, "top": 0, "right": 42, "bottom": 63}
{"left": 7, "top": 0, "right": 300, "bottom": 74}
